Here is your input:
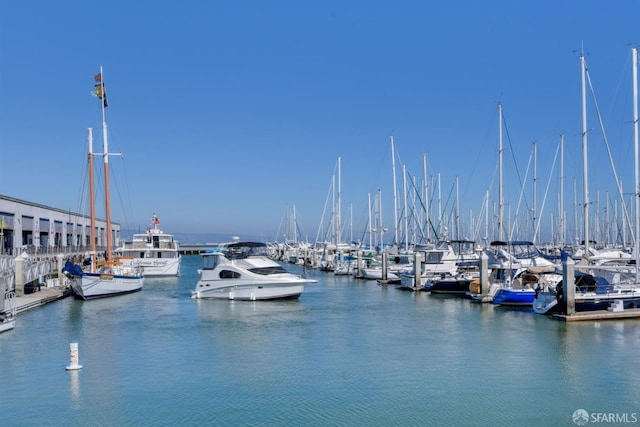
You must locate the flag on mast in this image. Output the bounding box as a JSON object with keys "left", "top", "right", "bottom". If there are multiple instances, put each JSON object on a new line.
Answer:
{"left": 92, "top": 72, "right": 108, "bottom": 107}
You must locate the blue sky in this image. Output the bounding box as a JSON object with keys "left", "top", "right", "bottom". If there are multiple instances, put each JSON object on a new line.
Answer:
{"left": 1, "top": 1, "right": 639, "bottom": 244}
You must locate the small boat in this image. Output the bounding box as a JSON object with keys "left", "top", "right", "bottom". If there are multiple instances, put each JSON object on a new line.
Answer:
{"left": 361, "top": 254, "right": 412, "bottom": 281}
{"left": 492, "top": 267, "right": 562, "bottom": 307}
{"left": 400, "top": 241, "right": 479, "bottom": 288}
{"left": 429, "top": 276, "right": 475, "bottom": 296}
{"left": 192, "top": 241, "right": 316, "bottom": 300}
{"left": 115, "top": 214, "right": 181, "bottom": 276}
{"left": 532, "top": 272, "right": 640, "bottom": 314}
{"left": 0, "top": 291, "right": 16, "bottom": 333}
{"left": 64, "top": 68, "right": 144, "bottom": 299}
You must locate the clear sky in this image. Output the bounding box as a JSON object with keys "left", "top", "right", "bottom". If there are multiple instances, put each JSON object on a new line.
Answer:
{"left": 1, "top": 1, "right": 639, "bottom": 245}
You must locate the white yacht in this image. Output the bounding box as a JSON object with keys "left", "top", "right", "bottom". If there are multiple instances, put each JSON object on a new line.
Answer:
{"left": 116, "top": 214, "right": 181, "bottom": 276}
{"left": 192, "top": 241, "right": 316, "bottom": 300}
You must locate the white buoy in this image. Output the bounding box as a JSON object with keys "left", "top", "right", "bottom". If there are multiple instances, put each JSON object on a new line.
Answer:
{"left": 65, "top": 342, "right": 83, "bottom": 370}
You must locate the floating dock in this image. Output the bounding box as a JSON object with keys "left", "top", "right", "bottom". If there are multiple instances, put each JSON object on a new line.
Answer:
{"left": 553, "top": 308, "right": 640, "bottom": 322}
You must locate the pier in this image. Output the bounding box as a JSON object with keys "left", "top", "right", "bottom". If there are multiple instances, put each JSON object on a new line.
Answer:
{"left": 553, "top": 309, "right": 640, "bottom": 322}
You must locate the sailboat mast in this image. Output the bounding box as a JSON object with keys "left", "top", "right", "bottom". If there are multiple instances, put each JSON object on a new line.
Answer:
{"left": 533, "top": 141, "right": 537, "bottom": 243}
{"left": 402, "top": 164, "right": 408, "bottom": 252}
{"left": 422, "top": 154, "right": 429, "bottom": 242}
{"left": 390, "top": 136, "right": 399, "bottom": 245}
{"left": 368, "top": 193, "right": 372, "bottom": 249}
{"left": 88, "top": 128, "right": 96, "bottom": 273}
{"left": 337, "top": 156, "right": 341, "bottom": 245}
{"left": 455, "top": 176, "right": 460, "bottom": 240}
{"left": 97, "top": 66, "right": 113, "bottom": 260}
{"left": 632, "top": 46, "right": 639, "bottom": 281}
{"left": 559, "top": 134, "right": 564, "bottom": 246}
{"left": 581, "top": 54, "right": 590, "bottom": 255}
{"left": 498, "top": 103, "right": 504, "bottom": 241}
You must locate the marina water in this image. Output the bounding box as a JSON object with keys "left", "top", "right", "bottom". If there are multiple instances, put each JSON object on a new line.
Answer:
{"left": 2, "top": 255, "right": 639, "bottom": 426}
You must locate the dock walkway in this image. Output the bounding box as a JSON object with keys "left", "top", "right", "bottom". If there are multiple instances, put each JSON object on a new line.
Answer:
{"left": 14, "top": 285, "right": 71, "bottom": 315}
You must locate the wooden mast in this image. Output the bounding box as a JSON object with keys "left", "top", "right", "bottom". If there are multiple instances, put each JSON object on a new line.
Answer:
{"left": 88, "top": 128, "right": 96, "bottom": 273}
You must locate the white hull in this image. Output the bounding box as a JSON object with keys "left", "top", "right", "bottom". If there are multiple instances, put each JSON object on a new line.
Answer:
{"left": 120, "top": 257, "right": 181, "bottom": 277}
{"left": 192, "top": 281, "right": 306, "bottom": 300}
{"left": 0, "top": 317, "right": 15, "bottom": 333}
{"left": 1, "top": 291, "right": 17, "bottom": 332}
{"left": 361, "top": 268, "right": 400, "bottom": 280}
{"left": 115, "top": 217, "right": 181, "bottom": 277}
{"left": 70, "top": 272, "right": 144, "bottom": 300}
{"left": 192, "top": 241, "right": 316, "bottom": 301}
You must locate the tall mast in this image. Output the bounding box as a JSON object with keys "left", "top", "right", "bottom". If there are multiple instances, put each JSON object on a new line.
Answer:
{"left": 533, "top": 141, "right": 537, "bottom": 242}
{"left": 390, "top": 136, "right": 399, "bottom": 245}
{"left": 438, "top": 173, "right": 442, "bottom": 239}
{"left": 581, "top": 53, "right": 590, "bottom": 255}
{"left": 422, "top": 153, "right": 429, "bottom": 241}
{"left": 337, "top": 156, "right": 341, "bottom": 245}
{"left": 97, "top": 66, "right": 113, "bottom": 260}
{"left": 559, "top": 134, "right": 565, "bottom": 246}
{"left": 632, "top": 46, "right": 639, "bottom": 281}
{"left": 367, "top": 193, "right": 372, "bottom": 249}
{"left": 455, "top": 176, "right": 460, "bottom": 240}
{"left": 378, "top": 188, "right": 384, "bottom": 246}
{"left": 402, "top": 164, "right": 408, "bottom": 251}
{"left": 484, "top": 189, "right": 489, "bottom": 245}
{"left": 88, "top": 128, "right": 96, "bottom": 273}
{"left": 498, "top": 103, "right": 504, "bottom": 241}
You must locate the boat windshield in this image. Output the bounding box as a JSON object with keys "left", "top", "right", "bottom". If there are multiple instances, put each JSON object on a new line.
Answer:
{"left": 225, "top": 242, "right": 269, "bottom": 259}
{"left": 202, "top": 253, "right": 221, "bottom": 270}
{"left": 248, "top": 266, "right": 289, "bottom": 275}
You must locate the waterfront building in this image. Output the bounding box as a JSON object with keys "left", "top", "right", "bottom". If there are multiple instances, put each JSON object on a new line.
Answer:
{"left": 0, "top": 194, "right": 121, "bottom": 256}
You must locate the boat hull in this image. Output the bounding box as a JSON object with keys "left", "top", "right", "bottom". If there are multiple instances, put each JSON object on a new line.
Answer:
{"left": 192, "top": 282, "right": 306, "bottom": 301}
{"left": 534, "top": 289, "right": 640, "bottom": 314}
{"left": 430, "top": 278, "right": 473, "bottom": 295}
{"left": 360, "top": 268, "right": 401, "bottom": 281}
{"left": 70, "top": 273, "right": 144, "bottom": 300}
{"left": 0, "top": 318, "right": 15, "bottom": 333}
{"left": 492, "top": 288, "right": 536, "bottom": 306}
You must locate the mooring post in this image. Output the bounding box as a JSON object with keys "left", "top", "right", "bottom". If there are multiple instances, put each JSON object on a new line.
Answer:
{"left": 563, "top": 257, "right": 575, "bottom": 315}
{"left": 381, "top": 252, "right": 388, "bottom": 281}
{"left": 480, "top": 253, "right": 489, "bottom": 297}
{"left": 14, "top": 254, "right": 25, "bottom": 296}
{"left": 413, "top": 251, "right": 421, "bottom": 289}
{"left": 57, "top": 253, "right": 64, "bottom": 286}
{"left": 356, "top": 251, "right": 363, "bottom": 278}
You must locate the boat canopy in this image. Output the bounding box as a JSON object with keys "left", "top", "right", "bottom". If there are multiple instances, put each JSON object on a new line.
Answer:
{"left": 226, "top": 242, "right": 269, "bottom": 259}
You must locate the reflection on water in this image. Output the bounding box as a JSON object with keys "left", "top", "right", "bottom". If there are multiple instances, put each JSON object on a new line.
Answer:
{"left": 68, "top": 370, "right": 81, "bottom": 408}
{"left": 195, "top": 298, "right": 306, "bottom": 321}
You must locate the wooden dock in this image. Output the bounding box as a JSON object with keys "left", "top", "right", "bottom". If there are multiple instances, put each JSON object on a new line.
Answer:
{"left": 553, "top": 308, "right": 640, "bottom": 322}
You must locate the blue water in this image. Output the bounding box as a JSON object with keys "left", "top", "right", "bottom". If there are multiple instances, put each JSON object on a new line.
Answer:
{"left": 2, "top": 255, "right": 640, "bottom": 426}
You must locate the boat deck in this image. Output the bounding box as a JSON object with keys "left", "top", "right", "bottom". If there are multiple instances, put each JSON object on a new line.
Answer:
{"left": 552, "top": 308, "right": 640, "bottom": 322}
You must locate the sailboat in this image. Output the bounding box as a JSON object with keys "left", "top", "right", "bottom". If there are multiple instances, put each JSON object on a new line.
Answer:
{"left": 64, "top": 68, "right": 144, "bottom": 299}
{"left": 533, "top": 49, "right": 640, "bottom": 314}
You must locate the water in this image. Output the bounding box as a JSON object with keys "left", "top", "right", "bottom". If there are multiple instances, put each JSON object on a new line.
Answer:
{"left": 2, "top": 255, "right": 640, "bottom": 426}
